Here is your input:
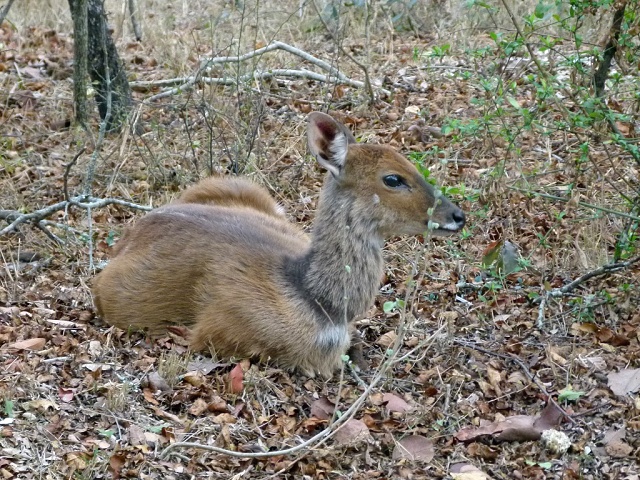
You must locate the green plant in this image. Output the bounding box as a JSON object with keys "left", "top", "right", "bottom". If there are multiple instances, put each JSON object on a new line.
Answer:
{"left": 383, "top": 298, "right": 406, "bottom": 314}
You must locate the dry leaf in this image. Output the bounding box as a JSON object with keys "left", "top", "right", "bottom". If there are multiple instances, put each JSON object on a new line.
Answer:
{"left": 25, "top": 399, "right": 59, "bottom": 413}
{"left": 187, "top": 359, "right": 228, "bottom": 374}
{"left": 310, "top": 397, "right": 335, "bottom": 420}
{"left": 144, "top": 372, "right": 171, "bottom": 393}
{"left": 392, "top": 435, "right": 435, "bottom": 462}
{"left": 188, "top": 398, "right": 209, "bottom": 416}
{"left": 128, "top": 424, "right": 146, "bottom": 446}
{"left": 605, "top": 440, "right": 633, "bottom": 458}
{"left": 376, "top": 331, "right": 397, "bottom": 348}
{"left": 58, "top": 387, "right": 74, "bottom": 403}
{"left": 383, "top": 393, "right": 412, "bottom": 414}
{"left": 152, "top": 407, "right": 183, "bottom": 425}
{"left": 183, "top": 370, "right": 206, "bottom": 387}
{"left": 486, "top": 367, "right": 502, "bottom": 391}
{"left": 6, "top": 338, "right": 46, "bottom": 351}
{"left": 450, "top": 463, "right": 490, "bottom": 480}
{"left": 228, "top": 363, "right": 244, "bottom": 394}
{"left": 455, "top": 403, "right": 563, "bottom": 442}
{"left": 207, "top": 396, "right": 228, "bottom": 413}
{"left": 603, "top": 426, "right": 626, "bottom": 445}
{"left": 467, "top": 442, "right": 499, "bottom": 460}
{"left": 142, "top": 388, "right": 160, "bottom": 406}
{"left": 548, "top": 348, "right": 567, "bottom": 366}
{"left": 608, "top": 369, "right": 640, "bottom": 396}
{"left": 333, "top": 419, "right": 371, "bottom": 446}
{"left": 108, "top": 453, "right": 126, "bottom": 480}
{"left": 212, "top": 413, "right": 236, "bottom": 425}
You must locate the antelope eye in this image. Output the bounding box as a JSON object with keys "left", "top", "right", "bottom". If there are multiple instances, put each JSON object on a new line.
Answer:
{"left": 383, "top": 174, "right": 406, "bottom": 188}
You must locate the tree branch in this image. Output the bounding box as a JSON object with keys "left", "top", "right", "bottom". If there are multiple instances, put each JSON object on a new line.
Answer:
{"left": 132, "top": 41, "right": 389, "bottom": 102}
{"left": 0, "top": 197, "right": 151, "bottom": 238}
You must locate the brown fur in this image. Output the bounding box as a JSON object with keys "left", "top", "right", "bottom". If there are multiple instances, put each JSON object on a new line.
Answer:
{"left": 173, "top": 176, "right": 284, "bottom": 218}
{"left": 93, "top": 112, "right": 466, "bottom": 377}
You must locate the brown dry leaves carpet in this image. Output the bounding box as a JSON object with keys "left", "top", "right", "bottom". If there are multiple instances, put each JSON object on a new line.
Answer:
{"left": 1, "top": 12, "right": 639, "bottom": 480}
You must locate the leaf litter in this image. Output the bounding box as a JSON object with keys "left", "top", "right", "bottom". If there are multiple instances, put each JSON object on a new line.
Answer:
{"left": 0, "top": 12, "right": 639, "bottom": 480}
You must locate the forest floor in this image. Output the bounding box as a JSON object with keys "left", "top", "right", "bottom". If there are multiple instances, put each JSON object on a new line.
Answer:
{"left": 0, "top": 2, "right": 639, "bottom": 479}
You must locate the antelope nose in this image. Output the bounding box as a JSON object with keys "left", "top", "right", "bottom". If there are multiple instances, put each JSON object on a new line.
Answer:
{"left": 453, "top": 209, "right": 466, "bottom": 229}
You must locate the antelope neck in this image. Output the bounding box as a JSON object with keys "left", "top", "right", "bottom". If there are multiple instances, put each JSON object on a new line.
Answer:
{"left": 286, "top": 182, "right": 384, "bottom": 326}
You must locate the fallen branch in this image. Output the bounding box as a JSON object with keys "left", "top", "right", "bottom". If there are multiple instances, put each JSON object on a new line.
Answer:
{"left": 136, "top": 69, "right": 387, "bottom": 102}
{"left": 552, "top": 255, "right": 640, "bottom": 296}
{"left": 199, "top": 41, "right": 347, "bottom": 79}
{"left": 0, "top": 196, "right": 152, "bottom": 238}
{"left": 131, "top": 41, "right": 389, "bottom": 102}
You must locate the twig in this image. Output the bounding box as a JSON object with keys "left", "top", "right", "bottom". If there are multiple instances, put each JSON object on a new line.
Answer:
{"left": 34, "top": 221, "right": 64, "bottom": 244}
{"left": 0, "top": 196, "right": 151, "bottom": 238}
{"left": 536, "top": 293, "right": 547, "bottom": 329}
{"left": 536, "top": 254, "right": 640, "bottom": 326}
{"left": 199, "top": 41, "right": 347, "bottom": 80}
{"left": 64, "top": 148, "right": 86, "bottom": 203}
{"left": 161, "top": 362, "right": 375, "bottom": 459}
{"left": 310, "top": 0, "right": 375, "bottom": 102}
{"left": 549, "top": 255, "right": 640, "bottom": 297}
{"left": 162, "top": 326, "right": 444, "bottom": 460}
{"left": 509, "top": 185, "right": 640, "bottom": 222}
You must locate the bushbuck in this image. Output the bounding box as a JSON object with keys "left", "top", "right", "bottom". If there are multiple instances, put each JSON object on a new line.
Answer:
{"left": 93, "top": 112, "right": 466, "bottom": 377}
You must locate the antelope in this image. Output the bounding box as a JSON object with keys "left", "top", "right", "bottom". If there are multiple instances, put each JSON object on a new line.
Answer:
{"left": 93, "top": 112, "right": 466, "bottom": 377}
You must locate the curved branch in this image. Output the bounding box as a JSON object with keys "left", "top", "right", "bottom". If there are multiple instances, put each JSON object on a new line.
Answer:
{"left": 132, "top": 41, "right": 389, "bottom": 102}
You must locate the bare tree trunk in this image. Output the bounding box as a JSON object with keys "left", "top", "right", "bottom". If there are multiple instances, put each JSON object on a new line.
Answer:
{"left": 68, "top": 0, "right": 132, "bottom": 132}
{"left": 593, "top": 2, "right": 627, "bottom": 97}
{"left": 0, "top": 0, "right": 16, "bottom": 25}
{"left": 128, "top": 0, "right": 142, "bottom": 41}
{"left": 68, "top": 0, "right": 89, "bottom": 127}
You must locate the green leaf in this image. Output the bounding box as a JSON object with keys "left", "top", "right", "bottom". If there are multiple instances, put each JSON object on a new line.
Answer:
{"left": 482, "top": 240, "right": 503, "bottom": 268}
{"left": 3, "top": 400, "right": 14, "bottom": 417}
{"left": 383, "top": 301, "right": 396, "bottom": 313}
{"left": 558, "top": 387, "right": 585, "bottom": 403}
{"left": 506, "top": 95, "right": 521, "bottom": 110}
{"left": 534, "top": 2, "right": 547, "bottom": 18}
{"left": 106, "top": 230, "right": 117, "bottom": 247}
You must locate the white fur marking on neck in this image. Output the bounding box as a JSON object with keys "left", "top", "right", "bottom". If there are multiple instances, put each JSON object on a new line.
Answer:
{"left": 315, "top": 323, "right": 350, "bottom": 353}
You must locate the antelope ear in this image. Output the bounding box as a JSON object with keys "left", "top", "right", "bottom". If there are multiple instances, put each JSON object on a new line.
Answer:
{"left": 307, "top": 112, "right": 356, "bottom": 178}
